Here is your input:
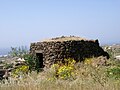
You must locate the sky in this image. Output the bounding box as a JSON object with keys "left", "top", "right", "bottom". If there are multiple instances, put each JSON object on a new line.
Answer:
{"left": 0, "top": 0, "right": 120, "bottom": 48}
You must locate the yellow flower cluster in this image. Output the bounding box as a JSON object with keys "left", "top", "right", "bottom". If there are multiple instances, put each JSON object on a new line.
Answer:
{"left": 12, "top": 65, "right": 29, "bottom": 77}
{"left": 51, "top": 64, "right": 59, "bottom": 70}
{"left": 84, "top": 58, "right": 93, "bottom": 65}
{"left": 64, "top": 58, "right": 76, "bottom": 67}
{"left": 57, "top": 65, "right": 74, "bottom": 79}
{"left": 51, "top": 58, "right": 76, "bottom": 80}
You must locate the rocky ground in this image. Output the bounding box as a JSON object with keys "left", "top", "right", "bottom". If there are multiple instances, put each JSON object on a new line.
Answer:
{"left": 0, "top": 56, "right": 26, "bottom": 80}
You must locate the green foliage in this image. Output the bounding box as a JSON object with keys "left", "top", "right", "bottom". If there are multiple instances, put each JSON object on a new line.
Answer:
{"left": 107, "top": 67, "right": 120, "bottom": 79}
{"left": 35, "top": 56, "right": 43, "bottom": 73}
{"left": 24, "top": 54, "right": 42, "bottom": 73}
{"left": 9, "top": 46, "right": 28, "bottom": 57}
{"left": 4, "top": 63, "right": 13, "bottom": 69}
{"left": 24, "top": 54, "right": 36, "bottom": 72}
{"left": 107, "top": 59, "right": 120, "bottom": 67}
{"left": 2, "top": 57, "right": 120, "bottom": 90}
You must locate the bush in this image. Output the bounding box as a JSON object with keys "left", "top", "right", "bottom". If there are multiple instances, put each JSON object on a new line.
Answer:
{"left": 24, "top": 54, "right": 42, "bottom": 73}
{"left": 12, "top": 65, "right": 29, "bottom": 78}
{"left": 57, "top": 65, "right": 74, "bottom": 80}
{"left": 23, "top": 54, "right": 36, "bottom": 72}
{"left": 9, "top": 46, "right": 28, "bottom": 57}
{"left": 84, "top": 58, "right": 93, "bottom": 65}
{"left": 4, "top": 63, "right": 13, "bottom": 69}
{"left": 107, "top": 67, "right": 120, "bottom": 79}
{"left": 50, "top": 58, "right": 76, "bottom": 80}
{"left": 84, "top": 56, "right": 107, "bottom": 67}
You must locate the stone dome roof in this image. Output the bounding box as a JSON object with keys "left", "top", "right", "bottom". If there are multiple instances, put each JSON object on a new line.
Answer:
{"left": 42, "top": 36, "right": 89, "bottom": 42}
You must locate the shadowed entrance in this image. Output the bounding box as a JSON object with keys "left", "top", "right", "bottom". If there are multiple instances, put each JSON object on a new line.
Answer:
{"left": 36, "top": 53, "right": 44, "bottom": 68}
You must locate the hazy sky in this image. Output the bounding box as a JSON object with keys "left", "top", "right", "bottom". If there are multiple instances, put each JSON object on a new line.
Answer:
{"left": 0, "top": 0, "right": 120, "bottom": 48}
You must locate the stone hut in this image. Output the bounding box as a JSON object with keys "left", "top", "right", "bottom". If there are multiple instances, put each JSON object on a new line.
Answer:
{"left": 30, "top": 36, "right": 109, "bottom": 68}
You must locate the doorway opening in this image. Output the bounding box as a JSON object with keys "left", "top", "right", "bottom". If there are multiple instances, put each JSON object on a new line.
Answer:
{"left": 36, "top": 53, "right": 44, "bottom": 68}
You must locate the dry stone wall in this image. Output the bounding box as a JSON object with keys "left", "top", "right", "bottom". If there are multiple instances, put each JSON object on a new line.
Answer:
{"left": 30, "top": 39, "right": 109, "bottom": 68}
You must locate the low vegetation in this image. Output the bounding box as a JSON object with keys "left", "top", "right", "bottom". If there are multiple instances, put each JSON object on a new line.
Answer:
{"left": 0, "top": 46, "right": 120, "bottom": 90}
{"left": 0, "top": 57, "right": 120, "bottom": 90}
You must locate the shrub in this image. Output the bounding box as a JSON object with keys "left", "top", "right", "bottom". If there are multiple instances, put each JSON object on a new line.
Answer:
{"left": 9, "top": 46, "right": 28, "bottom": 57}
{"left": 50, "top": 58, "right": 76, "bottom": 80}
{"left": 84, "top": 58, "right": 93, "bottom": 65}
{"left": 24, "top": 54, "right": 42, "bottom": 73}
{"left": 107, "top": 67, "right": 120, "bottom": 79}
{"left": 4, "top": 63, "right": 13, "bottom": 69}
{"left": 12, "top": 65, "right": 29, "bottom": 78}
{"left": 84, "top": 56, "right": 107, "bottom": 67}
{"left": 24, "top": 54, "right": 36, "bottom": 72}
{"left": 57, "top": 65, "right": 74, "bottom": 80}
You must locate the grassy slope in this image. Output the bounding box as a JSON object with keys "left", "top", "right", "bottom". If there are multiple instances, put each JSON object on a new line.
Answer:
{"left": 0, "top": 57, "right": 120, "bottom": 90}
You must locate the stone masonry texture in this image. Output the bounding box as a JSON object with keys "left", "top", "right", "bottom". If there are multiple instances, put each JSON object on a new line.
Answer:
{"left": 30, "top": 36, "right": 109, "bottom": 68}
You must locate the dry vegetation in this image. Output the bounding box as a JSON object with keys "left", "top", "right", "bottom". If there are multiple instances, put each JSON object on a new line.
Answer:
{"left": 0, "top": 57, "right": 120, "bottom": 90}
{"left": 42, "top": 36, "right": 88, "bottom": 42}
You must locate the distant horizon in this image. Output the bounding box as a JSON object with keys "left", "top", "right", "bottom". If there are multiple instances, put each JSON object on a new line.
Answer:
{"left": 0, "top": 35, "right": 120, "bottom": 49}
{"left": 0, "top": 36, "right": 119, "bottom": 49}
{"left": 0, "top": 37, "right": 120, "bottom": 56}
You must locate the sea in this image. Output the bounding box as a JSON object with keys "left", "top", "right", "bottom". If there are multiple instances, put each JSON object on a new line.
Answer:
{"left": 0, "top": 48, "right": 11, "bottom": 57}
{"left": 0, "top": 46, "right": 29, "bottom": 57}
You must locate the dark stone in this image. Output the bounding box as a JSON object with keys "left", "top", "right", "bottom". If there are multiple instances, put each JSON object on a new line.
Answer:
{"left": 30, "top": 37, "right": 109, "bottom": 68}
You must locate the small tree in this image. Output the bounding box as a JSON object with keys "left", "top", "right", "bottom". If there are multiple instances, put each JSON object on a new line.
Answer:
{"left": 24, "top": 54, "right": 36, "bottom": 72}
{"left": 9, "top": 46, "right": 28, "bottom": 57}
{"left": 24, "top": 54, "right": 42, "bottom": 73}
